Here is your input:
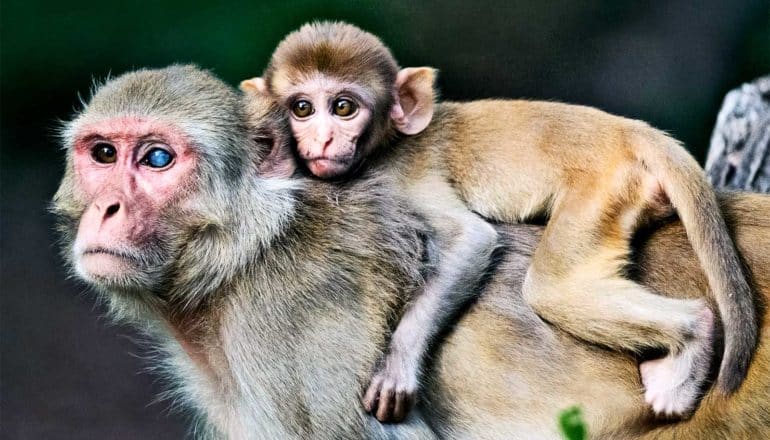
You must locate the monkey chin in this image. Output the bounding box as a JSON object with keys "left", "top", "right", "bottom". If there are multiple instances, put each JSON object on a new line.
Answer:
{"left": 307, "top": 158, "right": 353, "bottom": 178}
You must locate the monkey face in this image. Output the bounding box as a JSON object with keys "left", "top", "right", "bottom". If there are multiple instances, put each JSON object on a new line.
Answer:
{"left": 258, "top": 22, "right": 436, "bottom": 180}
{"left": 67, "top": 116, "right": 198, "bottom": 290}
{"left": 281, "top": 76, "right": 374, "bottom": 178}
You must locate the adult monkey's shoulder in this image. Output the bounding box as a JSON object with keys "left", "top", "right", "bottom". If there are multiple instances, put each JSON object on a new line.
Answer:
{"left": 53, "top": 64, "right": 770, "bottom": 439}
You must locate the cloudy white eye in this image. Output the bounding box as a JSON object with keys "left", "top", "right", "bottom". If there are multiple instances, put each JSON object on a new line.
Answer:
{"left": 140, "top": 145, "right": 174, "bottom": 169}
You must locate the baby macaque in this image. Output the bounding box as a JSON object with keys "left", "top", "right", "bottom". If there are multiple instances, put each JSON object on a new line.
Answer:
{"left": 241, "top": 22, "right": 757, "bottom": 422}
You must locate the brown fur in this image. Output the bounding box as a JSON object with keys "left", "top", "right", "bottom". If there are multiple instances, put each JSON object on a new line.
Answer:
{"left": 253, "top": 22, "right": 756, "bottom": 420}
{"left": 264, "top": 21, "right": 398, "bottom": 165}
{"left": 264, "top": 21, "right": 397, "bottom": 101}
{"left": 54, "top": 66, "right": 769, "bottom": 439}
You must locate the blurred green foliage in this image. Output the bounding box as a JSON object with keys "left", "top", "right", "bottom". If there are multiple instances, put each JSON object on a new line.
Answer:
{"left": 559, "top": 406, "right": 588, "bottom": 440}
{"left": 3, "top": 0, "right": 769, "bottom": 162}
{"left": 3, "top": 0, "right": 398, "bottom": 87}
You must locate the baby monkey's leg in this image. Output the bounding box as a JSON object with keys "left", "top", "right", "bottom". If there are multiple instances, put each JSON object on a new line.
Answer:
{"left": 363, "top": 204, "right": 497, "bottom": 423}
{"left": 522, "top": 179, "right": 714, "bottom": 418}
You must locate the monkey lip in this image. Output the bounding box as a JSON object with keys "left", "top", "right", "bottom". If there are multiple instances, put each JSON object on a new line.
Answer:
{"left": 82, "top": 247, "right": 138, "bottom": 262}
{"left": 78, "top": 247, "right": 140, "bottom": 279}
{"left": 306, "top": 157, "right": 353, "bottom": 178}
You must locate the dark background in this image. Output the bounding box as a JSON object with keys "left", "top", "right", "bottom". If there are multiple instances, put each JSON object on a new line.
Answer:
{"left": 2, "top": 1, "right": 768, "bottom": 438}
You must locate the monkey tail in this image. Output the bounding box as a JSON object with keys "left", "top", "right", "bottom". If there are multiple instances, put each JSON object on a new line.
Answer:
{"left": 632, "top": 127, "right": 757, "bottom": 395}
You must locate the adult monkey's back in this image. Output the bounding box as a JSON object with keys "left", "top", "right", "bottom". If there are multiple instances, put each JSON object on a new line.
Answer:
{"left": 53, "top": 65, "right": 770, "bottom": 439}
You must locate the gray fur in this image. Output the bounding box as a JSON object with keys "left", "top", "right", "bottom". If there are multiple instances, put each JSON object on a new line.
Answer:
{"left": 52, "top": 66, "right": 770, "bottom": 439}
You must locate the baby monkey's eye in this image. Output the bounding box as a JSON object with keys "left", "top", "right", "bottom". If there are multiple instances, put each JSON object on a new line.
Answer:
{"left": 292, "top": 99, "right": 314, "bottom": 118}
{"left": 332, "top": 98, "right": 357, "bottom": 117}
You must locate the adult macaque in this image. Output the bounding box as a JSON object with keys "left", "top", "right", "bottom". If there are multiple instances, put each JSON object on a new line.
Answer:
{"left": 242, "top": 21, "right": 757, "bottom": 420}
{"left": 54, "top": 65, "right": 770, "bottom": 439}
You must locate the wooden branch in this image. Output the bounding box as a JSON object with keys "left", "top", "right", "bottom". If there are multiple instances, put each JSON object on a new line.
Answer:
{"left": 705, "top": 75, "right": 770, "bottom": 193}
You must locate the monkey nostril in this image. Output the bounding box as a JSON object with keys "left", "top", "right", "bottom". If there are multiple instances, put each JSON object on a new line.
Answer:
{"left": 105, "top": 203, "right": 120, "bottom": 218}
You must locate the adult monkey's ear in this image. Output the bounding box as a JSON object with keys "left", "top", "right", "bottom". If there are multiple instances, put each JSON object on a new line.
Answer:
{"left": 390, "top": 67, "right": 436, "bottom": 135}
{"left": 241, "top": 77, "right": 297, "bottom": 178}
{"left": 240, "top": 77, "right": 269, "bottom": 95}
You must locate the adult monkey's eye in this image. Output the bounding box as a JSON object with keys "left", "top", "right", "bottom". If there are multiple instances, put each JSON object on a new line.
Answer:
{"left": 92, "top": 143, "right": 117, "bottom": 164}
{"left": 292, "top": 99, "right": 314, "bottom": 118}
{"left": 333, "top": 98, "right": 357, "bottom": 117}
{"left": 140, "top": 145, "right": 174, "bottom": 169}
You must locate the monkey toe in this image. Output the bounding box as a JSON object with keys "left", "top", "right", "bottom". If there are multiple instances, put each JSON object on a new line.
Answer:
{"left": 641, "top": 304, "right": 714, "bottom": 418}
{"left": 641, "top": 356, "right": 700, "bottom": 418}
{"left": 641, "top": 344, "right": 712, "bottom": 417}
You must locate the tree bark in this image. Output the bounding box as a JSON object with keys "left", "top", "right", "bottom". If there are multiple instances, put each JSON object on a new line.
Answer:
{"left": 705, "top": 75, "right": 770, "bottom": 192}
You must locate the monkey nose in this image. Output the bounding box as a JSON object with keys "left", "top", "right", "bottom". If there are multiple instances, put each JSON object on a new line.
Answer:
{"left": 315, "top": 132, "right": 332, "bottom": 143}
{"left": 104, "top": 202, "right": 121, "bottom": 219}
{"left": 95, "top": 199, "right": 122, "bottom": 221}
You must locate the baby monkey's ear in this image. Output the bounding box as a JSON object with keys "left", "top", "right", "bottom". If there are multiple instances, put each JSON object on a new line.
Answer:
{"left": 390, "top": 67, "right": 437, "bottom": 135}
{"left": 240, "top": 77, "right": 269, "bottom": 95}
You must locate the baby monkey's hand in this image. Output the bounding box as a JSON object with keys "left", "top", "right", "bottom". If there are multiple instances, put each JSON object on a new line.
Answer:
{"left": 362, "top": 354, "right": 418, "bottom": 423}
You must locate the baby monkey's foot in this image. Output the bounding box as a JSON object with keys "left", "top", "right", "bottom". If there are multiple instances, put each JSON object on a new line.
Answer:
{"left": 640, "top": 306, "right": 714, "bottom": 418}
{"left": 362, "top": 357, "right": 418, "bottom": 423}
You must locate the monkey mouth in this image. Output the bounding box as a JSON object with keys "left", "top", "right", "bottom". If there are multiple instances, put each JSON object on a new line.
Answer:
{"left": 79, "top": 246, "right": 141, "bottom": 275}
{"left": 76, "top": 246, "right": 146, "bottom": 285}
{"left": 306, "top": 156, "right": 352, "bottom": 165}
{"left": 309, "top": 157, "right": 350, "bottom": 167}
{"left": 82, "top": 247, "right": 139, "bottom": 263}
{"left": 306, "top": 157, "right": 354, "bottom": 178}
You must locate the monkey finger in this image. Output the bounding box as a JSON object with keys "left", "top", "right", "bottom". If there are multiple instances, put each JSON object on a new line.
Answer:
{"left": 406, "top": 391, "right": 416, "bottom": 411}
{"left": 362, "top": 378, "right": 384, "bottom": 412}
{"left": 391, "top": 390, "right": 409, "bottom": 422}
{"left": 375, "top": 384, "right": 396, "bottom": 422}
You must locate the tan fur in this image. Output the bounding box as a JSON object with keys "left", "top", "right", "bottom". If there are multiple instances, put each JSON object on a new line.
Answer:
{"left": 53, "top": 66, "right": 770, "bottom": 438}
{"left": 253, "top": 22, "right": 757, "bottom": 419}
{"left": 402, "top": 101, "right": 755, "bottom": 407}
{"left": 423, "top": 193, "right": 770, "bottom": 439}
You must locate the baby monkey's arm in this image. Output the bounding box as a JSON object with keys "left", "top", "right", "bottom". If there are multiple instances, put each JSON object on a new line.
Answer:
{"left": 363, "top": 190, "right": 497, "bottom": 422}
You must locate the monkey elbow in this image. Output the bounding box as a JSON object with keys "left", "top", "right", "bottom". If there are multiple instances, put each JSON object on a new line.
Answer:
{"left": 462, "top": 220, "right": 499, "bottom": 261}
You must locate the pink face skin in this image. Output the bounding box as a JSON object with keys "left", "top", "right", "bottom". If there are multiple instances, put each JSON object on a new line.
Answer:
{"left": 71, "top": 116, "right": 197, "bottom": 282}
{"left": 284, "top": 77, "right": 373, "bottom": 178}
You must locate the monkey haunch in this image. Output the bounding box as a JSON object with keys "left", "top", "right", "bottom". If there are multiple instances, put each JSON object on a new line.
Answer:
{"left": 54, "top": 66, "right": 770, "bottom": 439}
{"left": 245, "top": 21, "right": 758, "bottom": 420}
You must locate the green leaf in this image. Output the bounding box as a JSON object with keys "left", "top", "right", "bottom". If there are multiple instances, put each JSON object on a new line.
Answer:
{"left": 558, "top": 406, "right": 587, "bottom": 440}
